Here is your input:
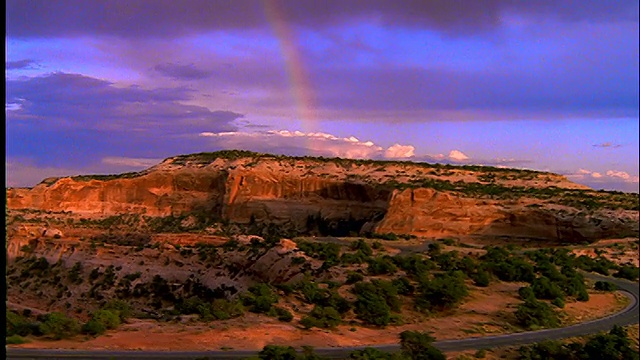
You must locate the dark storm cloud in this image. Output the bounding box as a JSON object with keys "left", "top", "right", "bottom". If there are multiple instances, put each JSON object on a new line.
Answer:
{"left": 7, "top": 0, "right": 638, "bottom": 39}
{"left": 154, "top": 63, "right": 213, "bottom": 80}
{"left": 6, "top": 72, "right": 242, "bottom": 132}
{"left": 306, "top": 64, "right": 639, "bottom": 119}
{"left": 6, "top": 59, "right": 39, "bottom": 70}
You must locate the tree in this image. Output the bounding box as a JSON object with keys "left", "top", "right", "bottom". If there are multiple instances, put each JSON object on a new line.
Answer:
{"left": 415, "top": 271, "right": 468, "bottom": 312}
{"left": 594, "top": 281, "right": 617, "bottom": 291}
{"left": 300, "top": 306, "right": 341, "bottom": 329}
{"left": 399, "top": 331, "right": 445, "bottom": 360}
{"left": 82, "top": 309, "right": 120, "bottom": 335}
{"left": 582, "top": 325, "right": 639, "bottom": 360}
{"left": 259, "top": 345, "right": 299, "bottom": 360}
{"left": 515, "top": 298, "right": 559, "bottom": 329}
{"left": 39, "top": 312, "right": 81, "bottom": 340}
{"left": 243, "top": 283, "right": 278, "bottom": 313}
{"left": 531, "top": 276, "right": 564, "bottom": 300}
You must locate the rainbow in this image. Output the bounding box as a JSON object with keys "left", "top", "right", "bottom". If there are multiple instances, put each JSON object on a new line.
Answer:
{"left": 263, "top": 0, "right": 318, "bottom": 133}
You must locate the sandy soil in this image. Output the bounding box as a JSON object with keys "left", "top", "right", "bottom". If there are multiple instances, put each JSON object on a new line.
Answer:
{"left": 10, "top": 282, "right": 626, "bottom": 352}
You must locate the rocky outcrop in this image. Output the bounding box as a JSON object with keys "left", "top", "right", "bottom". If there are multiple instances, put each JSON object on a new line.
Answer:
{"left": 375, "top": 188, "right": 638, "bottom": 242}
{"left": 6, "top": 153, "right": 639, "bottom": 242}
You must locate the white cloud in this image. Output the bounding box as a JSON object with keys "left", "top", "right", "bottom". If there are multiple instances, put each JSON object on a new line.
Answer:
{"left": 384, "top": 144, "right": 415, "bottom": 158}
{"left": 606, "top": 170, "right": 631, "bottom": 180}
{"left": 198, "top": 130, "right": 384, "bottom": 159}
{"left": 591, "top": 172, "right": 603, "bottom": 178}
{"left": 448, "top": 150, "right": 469, "bottom": 161}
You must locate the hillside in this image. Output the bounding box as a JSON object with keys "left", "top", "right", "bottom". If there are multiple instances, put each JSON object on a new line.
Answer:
{"left": 7, "top": 150, "right": 639, "bottom": 242}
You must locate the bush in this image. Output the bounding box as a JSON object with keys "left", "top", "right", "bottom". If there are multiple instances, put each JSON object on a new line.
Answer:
{"left": 350, "top": 239, "right": 373, "bottom": 256}
{"left": 367, "top": 256, "right": 398, "bottom": 275}
{"left": 518, "top": 340, "right": 575, "bottom": 360}
{"left": 102, "top": 299, "right": 132, "bottom": 322}
{"left": 399, "top": 330, "right": 446, "bottom": 360}
{"left": 392, "top": 276, "right": 415, "bottom": 295}
{"left": 471, "top": 270, "right": 491, "bottom": 287}
{"left": 6, "top": 334, "right": 30, "bottom": 344}
{"left": 393, "top": 254, "right": 434, "bottom": 278}
{"left": 259, "top": 345, "right": 298, "bottom": 360}
{"left": 551, "top": 297, "right": 565, "bottom": 309}
{"left": 515, "top": 299, "right": 559, "bottom": 330}
{"left": 594, "top": 281, "right": 617, "bottom": 291}
{"left": 346, "top": 272, "right": 364, "bottom": 284}
{"left": 531, "top": 276, "right": 564, "bottom": 300}
{"left": 518, "top": 286, "right": 535, "bottom": 301}
{"left": 582, "top": 325, "right": 639, "bottom": 360}
{"left": 272, "top": 306, "right": 294, "bottom": 322}
{"left": 613, "top": 265, "right": 640, "bottom": 281}
{"left": 243, "top": 283, "right": 278, "bottom": 313}
{"left": 415, "top": 271, "right": 468, "bottom": 313}
{"left": 300, "top": 306, "right": 341, "bottom": 329}
{"left": 39, "top": 312, "right": 81, "bottom": 340}
{"left": 353, "top": 283, "right": 392, "bottom": 326}
{"left": 6, "top": 309, "right": 38, "bottom": 337}
{"left": 82, "top": 309, "right": 121, "bottom": 335}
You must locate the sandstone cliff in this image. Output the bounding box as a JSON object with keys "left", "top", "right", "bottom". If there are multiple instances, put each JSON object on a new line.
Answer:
{"left": 6, "top": 151, "right": 639, "bottom": 242}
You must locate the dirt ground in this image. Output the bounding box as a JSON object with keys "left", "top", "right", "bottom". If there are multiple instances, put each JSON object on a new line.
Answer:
{"left": 11, "top": 282, "right": 626, "bottom": 352}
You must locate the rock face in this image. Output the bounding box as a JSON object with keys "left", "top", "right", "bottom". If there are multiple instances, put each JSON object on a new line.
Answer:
{"left": 376, "top": 188, "right": 638, "bottom": 241}
{"left": 6, "top": 152, "right": 639, "bottom": 242}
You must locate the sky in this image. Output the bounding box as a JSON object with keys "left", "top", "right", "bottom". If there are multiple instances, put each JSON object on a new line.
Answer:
{"left": 5, "top": 0, "right": 639, "bottom": 192}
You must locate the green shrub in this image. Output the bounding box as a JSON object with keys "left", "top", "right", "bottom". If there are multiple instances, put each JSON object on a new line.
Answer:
{"left": 518, "top": 340, "right": 575, "bottom": 360}
{"left": 415, "top": 271, "right": 468, "bottom": 313}
{"left": 39, "top": 312, "right": 81, "bottom": 340}
{"left": 613, "top": 265, "right": 640, "bottom": 281}
{"left": 258, "top": 345, "right": 298, "bottom": 360}
{"left": 346, "top": 272, "right": 364, "bottom": 284}
{"left": 551, "top": 297, "right": 565, "bottom": 309}
{"left": 515, "top": 299, "right": 559, "bottom": 329}
{"left": 471, "top": 270, "right": 491, "bottom": 287}
{"left": 582, "top": 325, "right": 639, "bottom": 360}
{"left": 531, "top": 276, "right": 564, "bottom": 300}
{"left": 350, "top": 239, "right": 373, "bottom": 256}
{"left": 353, "top": 283, "right": 392, "bottom": 327}
{"left": 6, "top": 334, "right": 30, "bottom": 344}
{"left": 272, "top": 306, "right": 294, "bottom": 322}
{"left": 594, "top": 281, "right": 617, "bottom": 291}
{"left": 300, "top": 306, "right": 341, "bottom": 329}
{"left": 243, "top": 283, "right": 278, "bottom": 313}
{"left": 367, "top": 256, "right": 398, "bottom": 275}
{"left": 399, "top": 330, "right": 445, "bottom": 360}
{"left": 392, "top": 276, "right": 415, "bottom": 295}
{"left": 102, "top": 300, "right": 132, "bottom": 322}
{"left": 518, "top": 286, "right": 535, "bottom": 301}
{"left": 6, "top": 309, "right": 38, "bottom": 337}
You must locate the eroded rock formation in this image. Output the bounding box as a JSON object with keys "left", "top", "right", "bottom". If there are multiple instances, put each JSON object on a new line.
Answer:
{"left": 7, "top": 152, "right": 639, "bottom": 242}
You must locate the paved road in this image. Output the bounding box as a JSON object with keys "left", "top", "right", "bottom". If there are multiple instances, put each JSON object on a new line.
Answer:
{"left": 7, "top": 274, "right": 638, "bottom": 359}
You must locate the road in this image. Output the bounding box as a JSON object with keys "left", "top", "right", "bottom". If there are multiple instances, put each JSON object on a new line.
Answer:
{"left": 7, "top": 273, "right": 638, "bottom": 359}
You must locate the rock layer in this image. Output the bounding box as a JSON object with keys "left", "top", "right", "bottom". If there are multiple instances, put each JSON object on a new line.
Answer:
{"left": 7, "top": 153, "right": 639, "bottom": 242}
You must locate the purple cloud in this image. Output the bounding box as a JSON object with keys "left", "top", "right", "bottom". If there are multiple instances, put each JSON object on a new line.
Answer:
{"left": 593, "top": 142, "right": 623, "bottom": 148}
{"left": 6, "top": 59, "right": 39, "bottom": 70}
{"left": 7, "top": 1, "right": 637, "bottom": 39}
{"left": 6, "top": 72, "right": 241, "bottom": 132}
{"left": 154, "top": 63, "right": 212, "bottom": 80}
